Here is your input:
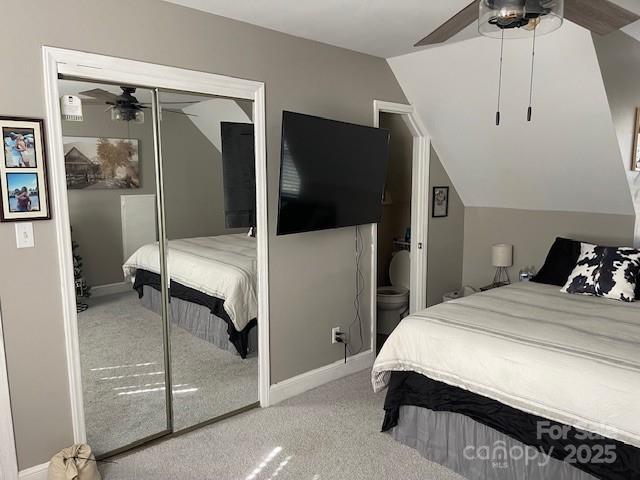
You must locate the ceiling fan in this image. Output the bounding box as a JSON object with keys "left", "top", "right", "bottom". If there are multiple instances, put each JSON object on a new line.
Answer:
{"left": 415, "top": 0, "right": 639, "bottom": 46}
{"left": 415, "top": 0, "right": 639, "bottom": 125}
{"left": 78, "top": 86, "right": 198, "bottom": 122}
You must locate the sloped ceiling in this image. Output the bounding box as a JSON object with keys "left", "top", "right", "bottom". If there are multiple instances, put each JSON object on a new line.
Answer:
{"left": 163, "top": 0, "right": 477, "bottom": 58}
{"left": 182, "top": 98, "right": 252, "bottom": 151}
{"left": 163, "top": 1, "right": 640, "bottom": 59}
{"left": 388, "top": 21, "right": 634, "bottom": 215}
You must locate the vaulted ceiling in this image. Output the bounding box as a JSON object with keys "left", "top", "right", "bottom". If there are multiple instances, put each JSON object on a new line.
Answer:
{"left": 163, "top": 0, "right": 640, "bottom": 58}
{"left": 388, "top": 21, "right": 634, "bottom": 215}
{"left": 162, "top": 0, "right": 480, "bottom": 57}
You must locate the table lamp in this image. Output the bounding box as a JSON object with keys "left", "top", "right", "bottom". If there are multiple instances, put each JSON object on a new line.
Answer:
{"left": 492, "top": 244, "right": 513, "bottom": 285}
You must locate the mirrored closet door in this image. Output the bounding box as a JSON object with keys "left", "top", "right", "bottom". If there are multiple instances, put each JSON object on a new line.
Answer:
{"left": 158, "top": 90, "right": 259, "bottom": 431}
{"left": 59, "top": 76, "right": 260, "bottom": 458}
{"left": 60, "top": 79, "right": 170, "bottom": 456}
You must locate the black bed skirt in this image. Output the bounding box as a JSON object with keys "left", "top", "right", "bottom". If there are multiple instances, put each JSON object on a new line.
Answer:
{"left": 132, "top": 269, "right": 257, "bottom": 358}
{"left": 382, "top": 371, "right": 640, "bottom": 480}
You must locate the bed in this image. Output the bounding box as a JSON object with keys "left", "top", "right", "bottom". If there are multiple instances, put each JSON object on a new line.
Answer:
{"left": 372, "top": 281, "right": 640, "bottom": 480}
{"left": 123, "top": 234, "right": 258, "bottom": 358}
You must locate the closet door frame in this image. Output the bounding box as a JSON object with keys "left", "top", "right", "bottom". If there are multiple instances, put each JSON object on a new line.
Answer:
{"left": 42, "top": 47, "right": 271, "bottom": 446}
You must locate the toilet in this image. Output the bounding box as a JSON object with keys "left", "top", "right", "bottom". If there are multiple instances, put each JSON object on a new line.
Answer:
{"left": 377, "top": 249, "right": 410, "bottom": 335}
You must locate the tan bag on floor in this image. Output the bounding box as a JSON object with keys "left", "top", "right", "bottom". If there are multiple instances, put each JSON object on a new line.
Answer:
{"left": 48, "top": 444, "right": 102, "bottom": 480}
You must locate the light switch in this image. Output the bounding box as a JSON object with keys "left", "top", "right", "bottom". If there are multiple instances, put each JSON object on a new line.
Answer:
{"left": 15, "top": 223, "right": 34, "bottom": 249}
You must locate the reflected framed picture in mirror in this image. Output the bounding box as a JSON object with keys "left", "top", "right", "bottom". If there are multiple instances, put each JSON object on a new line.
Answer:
{"left": 633, "top": 108, "right": 640, "bottom": 172}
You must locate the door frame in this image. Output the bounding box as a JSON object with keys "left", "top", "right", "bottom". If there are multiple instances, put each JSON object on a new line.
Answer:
{"left": 0, "top": 306, "right": 18, "bottom": 480}
{"left": 372, "top": 100, "right": 430, "bottom": 333}
{"left": 42, "top": 46, "right": 271, "bottom": 444}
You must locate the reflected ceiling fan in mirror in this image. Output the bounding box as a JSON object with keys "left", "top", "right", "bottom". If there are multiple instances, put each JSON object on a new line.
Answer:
{"left": 414, "top": 0, "right": 639, "bottom": 125}
{"left": 79, "top": 87, "right": 199, "bottom": 123}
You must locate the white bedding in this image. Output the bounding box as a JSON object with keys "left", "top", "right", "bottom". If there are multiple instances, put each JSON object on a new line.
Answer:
{"left": 123, "top": 234, "right": 257, "bottom": 332}
{"left": 372, "top": 282, "right": 640, "bottom": 448}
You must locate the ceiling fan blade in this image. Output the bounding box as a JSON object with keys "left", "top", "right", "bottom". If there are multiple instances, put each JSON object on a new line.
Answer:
{"left": 162, "top": 108, "right": 198, "bottom": 117}
{"left": 80, "top": 99, "right": 108, "bottom": 105}
{"left": 564, "top": 0, "right": 639, "bottom": 36}
{"left": 415, "top": 0, "right": 480, "bottom": 47}
{"left": 141, "top": 101, "right": 201, "bottom": 105}
{"left": 79, "top": 88, "right": 120, "bottom": 102}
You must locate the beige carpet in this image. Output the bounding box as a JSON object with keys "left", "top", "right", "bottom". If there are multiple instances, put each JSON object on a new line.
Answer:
{"left": 98, "top": 370, "right": 464, "bottom": 480}
{"left": 78, "top": 292, "right": 258, "bottom": 456}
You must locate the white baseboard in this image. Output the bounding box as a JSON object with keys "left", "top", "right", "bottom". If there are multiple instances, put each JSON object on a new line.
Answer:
{"left": 268, "top": 349, "right": 374, "bottom": 406}
{"left": 19, "top": 463, "right": 48, "bottom": 480}
{"left": 91, "top": 281, "right": 131, "bottom": 297}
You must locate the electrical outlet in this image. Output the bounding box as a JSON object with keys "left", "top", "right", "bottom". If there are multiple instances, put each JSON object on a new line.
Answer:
{"left": 331, "top": 327, "right": 343, "bottom": 344}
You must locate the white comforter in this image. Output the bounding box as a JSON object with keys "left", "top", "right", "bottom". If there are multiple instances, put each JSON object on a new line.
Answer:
{"left": 123, "top": 234, "right": 257, "bottom": 331}
{"left": 372, "top": 282, "right": 640, "bottom": 448}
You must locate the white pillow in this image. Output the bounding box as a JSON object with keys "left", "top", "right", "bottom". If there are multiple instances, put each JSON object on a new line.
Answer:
{"left": 562, "top": 243, "right": 640, "bottom": 302}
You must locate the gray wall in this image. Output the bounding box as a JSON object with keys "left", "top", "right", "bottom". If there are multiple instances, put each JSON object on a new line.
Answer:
{"left": 427, "top": 147, "right": 464, "bottom": 306}
{"left": 592, "top": 31, "right": 640, "bottom": 174}
{"left": 62, "top": 103, "right": 157, "bottom": 286}
{"left": 592, "top": 31, "right": 640, "bottom": 244}
{"left": 462, "top": 207, "right": 636, "bottom": 288}
{"left": 161, "top": 108, "right": 247, "bottom": 241}
{"left": 377, "top": 113, "right": 412, "bottom": 286}
{"left": 0, "top": 0, "right": 405, "bottom": 469}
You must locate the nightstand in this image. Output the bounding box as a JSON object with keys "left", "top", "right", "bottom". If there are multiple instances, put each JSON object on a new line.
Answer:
{"left": 442, "top": 286, "right": 479, "bottom": 303}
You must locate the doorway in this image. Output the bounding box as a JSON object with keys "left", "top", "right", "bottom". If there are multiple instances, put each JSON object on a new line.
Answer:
{"left": 372, "top": 101, "right": 429, "bottom": 348}
{"left": 43, "top": 48, "right": 269, "bottom": 458}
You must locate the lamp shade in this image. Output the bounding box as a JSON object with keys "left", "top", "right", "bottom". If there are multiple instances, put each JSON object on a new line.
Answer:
{"left": 492, "top": 244, "right": 513, "bottom": 267}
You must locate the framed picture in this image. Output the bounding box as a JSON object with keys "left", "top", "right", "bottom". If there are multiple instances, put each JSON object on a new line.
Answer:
{"left": 0, "top": 117, "right": 50, "bottom": 221}
{"left": 63, "top": 136, "right": 140, "bottom": 189}
{"left": 432, "top": 186, "right": 449, "bottom": 218}
{"left": 632, "top": 108, "right": 640, "bottom": 172}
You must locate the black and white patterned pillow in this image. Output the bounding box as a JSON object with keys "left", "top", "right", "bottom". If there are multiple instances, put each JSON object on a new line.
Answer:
{"left": 562, "top": 243, "right": 640, "bottom": 302}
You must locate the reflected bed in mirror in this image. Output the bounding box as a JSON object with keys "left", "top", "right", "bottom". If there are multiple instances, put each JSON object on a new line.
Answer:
{"left": 123, "top": 234, "right": 258, "bottom": 359}
{"left": 123, "top": 232, "right": 258, "bottom": 430}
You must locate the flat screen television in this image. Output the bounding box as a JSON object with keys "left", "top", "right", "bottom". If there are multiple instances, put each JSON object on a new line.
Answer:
{"left": 221, "top": 122, "right": 255, "bottom": 229}
{"left": 276, "top": 111, "right": 390, "bottom": 235}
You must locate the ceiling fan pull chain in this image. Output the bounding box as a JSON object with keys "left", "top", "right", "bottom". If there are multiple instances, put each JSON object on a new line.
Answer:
{"left": 496, "top": 28, "right": 505, "bottom": 126}
{"left": 527, "top": 27, "right": 537, "bottom": 122}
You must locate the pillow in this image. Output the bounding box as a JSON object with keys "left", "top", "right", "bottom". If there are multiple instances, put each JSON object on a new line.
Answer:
{"left": 531, "top": 237, "right": 582, "bottom": 286}
{"left": 562, "top": 243, "right": 640, "bottom": 302}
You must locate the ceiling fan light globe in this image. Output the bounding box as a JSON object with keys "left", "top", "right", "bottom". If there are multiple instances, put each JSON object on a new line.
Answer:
{"left": 111, "top": 107, "right": 145, "bottom": 123}
{"left": 479, "top": 0, "right": 564, "bottom": 39}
